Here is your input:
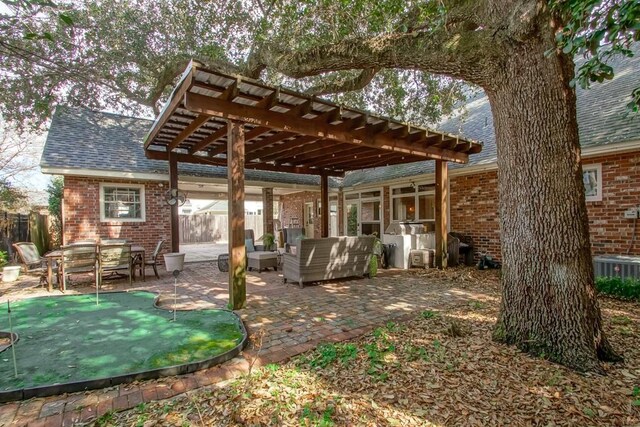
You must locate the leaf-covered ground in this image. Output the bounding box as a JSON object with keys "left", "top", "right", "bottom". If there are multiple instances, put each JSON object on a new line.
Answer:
{"left": 95, "top": 271, "right": 640, "bottom": 426}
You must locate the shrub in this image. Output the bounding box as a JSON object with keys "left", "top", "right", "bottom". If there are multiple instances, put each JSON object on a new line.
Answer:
{"left": 595, "top": 276, "right": 640, "bottom": 300}
{"left": 0, "top": 250, "right": 7, "bottom": 268}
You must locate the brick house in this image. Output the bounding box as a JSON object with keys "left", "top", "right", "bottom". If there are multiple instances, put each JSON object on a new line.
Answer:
{"left": 41, "top": 53, "right": 640, "bottom": 262}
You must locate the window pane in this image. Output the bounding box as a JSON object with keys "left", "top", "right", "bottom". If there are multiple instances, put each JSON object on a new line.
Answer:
{"left": 418, "top": 194, "right": 435, "bottom": 220}
{"left": 361, "top": 223, "right": 380, "bottom": 236}
{"left": 103, "top": 187, "right": 142, "bottom": 220}
{"left": 361, "top": 200, "right": 380, "bottom": 222}
{"left": 583, "top": 169, "right": 598, "bottom": 198}
{"left": 345, "top": 193, "right": 359, "bottom": 200}
{"left": 360, "top": 191, "right": 380, "bottom": 198}
{"left": 393, "top": 196, "right": 415, "bottom": 221}
{"left": 418, "top": 184, "right": 435, "bottom": 192}
{"left": 392, "top": 186, "right": 414, "bottom": 195}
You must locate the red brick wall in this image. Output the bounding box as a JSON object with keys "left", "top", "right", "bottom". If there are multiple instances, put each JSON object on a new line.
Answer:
{"left": 448, "top": 150, "right": 640, "bottom": 260}
{"left": 449, "top": 170, "right": 502, "bottom": 260}
{"left": 63, "top": 177, "right": 172, "bottom": 258}
{"left": 583, "top": 152, "right": 640, "bottom": 256}
{"left": 279, "top": 191, "right": 321, "bottom": 237}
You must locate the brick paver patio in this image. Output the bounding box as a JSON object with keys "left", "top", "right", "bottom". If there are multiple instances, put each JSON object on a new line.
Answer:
{"left": 0, "top": 263, "right": 495, "bottom": 426}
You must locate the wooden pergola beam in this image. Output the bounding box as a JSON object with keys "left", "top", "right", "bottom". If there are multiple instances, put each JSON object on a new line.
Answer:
{"left": 168, "top": 114, "right": 210, "bottom": 151}
{"left": 245, "top": 135, "right": 318, "bottom": 161}
{"left": 145, "top": 149, "right": 344, "bottom": 177}
{"left": 245, "top": 131, "right": 296, "bottom": 156}
{"left": 293, "top": 146, "right": 381, "bottom": 167}
{"left": 144, "top": 63, "right": 195, "bottom": 149}
{"left": 184, "top": 92, "right": 469, "bottom": 164}
{"left": 189, "top": 125, "right": 227, "bottom": 154}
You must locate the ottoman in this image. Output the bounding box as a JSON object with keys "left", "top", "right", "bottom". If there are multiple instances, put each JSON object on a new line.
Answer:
{"left": 247, "top": 251, "right": 278, "bottom": 272}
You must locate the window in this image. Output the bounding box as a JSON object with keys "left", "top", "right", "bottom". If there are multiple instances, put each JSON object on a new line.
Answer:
{"left": 100, "top": 183, "right": 145, "bottom": 222}
{"left": 583, "top": 164, "right": 602, "bottom": 202}
{"left": 391, "top": 183, "right": 435, "bottom": 224}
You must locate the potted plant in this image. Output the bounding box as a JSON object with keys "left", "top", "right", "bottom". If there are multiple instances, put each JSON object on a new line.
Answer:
{"left": 163, "top": 252, "right": 185, "bottom": 272}
{"left": 368, "top": 235, "right": 383, "bottom": 278}
{"left": 1, "top": 250, "right": 21, "bottom": 283}
{"left": 262, "top": 233, "right": 276, "bottom": 251}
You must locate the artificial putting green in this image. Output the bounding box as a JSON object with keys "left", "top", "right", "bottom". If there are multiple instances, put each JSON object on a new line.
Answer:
{"left": 0, "top": 291, "right": 244, "bottom": 391}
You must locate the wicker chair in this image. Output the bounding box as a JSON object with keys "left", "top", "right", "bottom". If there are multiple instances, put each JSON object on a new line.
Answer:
{"left": 12, "top": 242, "right": 49, "bottom": 287}
{"left": 59, "top": 244, "right": 98, "bottom": 292}
{"left": 98, "top": 243, "right": 133, "bottom": 287}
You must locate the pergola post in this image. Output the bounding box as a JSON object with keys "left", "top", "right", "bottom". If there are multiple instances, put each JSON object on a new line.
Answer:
{"left": 168, "top": 151, "right": 180, "bottom": 253}
{"left": 227, "top": 120, "right": 246, "bottom": 310}
{"left": 435, "top": 160, "right": 448, "bottom": 269}
{"left": 320, "top": 174, "right": 329, "bottom": 238}
{"left": 262, "top": 187, "right": 274, "bottom": 235}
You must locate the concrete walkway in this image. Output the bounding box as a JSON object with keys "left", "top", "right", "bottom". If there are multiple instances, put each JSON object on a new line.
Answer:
{"left": 0, "top": 265, "right": 495, "bottom": 427}
{"left": 180, "top": 242, "right": 228, "bottom": 263}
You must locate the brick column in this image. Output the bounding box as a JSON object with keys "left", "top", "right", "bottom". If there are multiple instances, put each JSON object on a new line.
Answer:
{"left": 262, "top": 187, "right": 274, "bottom": 235}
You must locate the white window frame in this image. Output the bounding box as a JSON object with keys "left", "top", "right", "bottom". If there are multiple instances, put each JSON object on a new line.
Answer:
{"left": 99, "top": 183, "right": 146, "bottom": 222}
{"left": 343, "top": 189, "right": 383, "bottom": 236}
{"left": 391, "top": 182, "right": 436, "bottom": 222}
{"left": 583, "top": 163, "right": 602, "bottom": 202}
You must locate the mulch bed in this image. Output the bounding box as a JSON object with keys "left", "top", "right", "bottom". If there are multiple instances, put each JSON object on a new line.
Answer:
{"left": 96, "top": 269, "right": 640, "bottom": 426}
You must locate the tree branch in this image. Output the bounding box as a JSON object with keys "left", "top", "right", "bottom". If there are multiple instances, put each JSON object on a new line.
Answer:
{"left": 306, "top": 67, "right": 380, "bottom": 96}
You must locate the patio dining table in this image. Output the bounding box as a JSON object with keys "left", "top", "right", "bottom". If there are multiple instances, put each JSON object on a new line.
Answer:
{"left": 44, "top": 245, "right": 145, "bottom": 292}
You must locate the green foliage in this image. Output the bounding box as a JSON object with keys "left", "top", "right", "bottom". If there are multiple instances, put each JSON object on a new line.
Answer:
{"left": 421, "top": 310, "right": 437, "bottom": 319}
{"left": 0, "top": 250, "right": 8, "bottom": 268}
{"left": 595, "top": 276, "right": 640, "bottom": 300}
{"left": 262, "top": 232, "right": 275, "bottom": 250}
{"left": 306, "top": 343, "right": 359, "bottom": 368}
{"left": 46, "top": 176, "right": 63, "bottom": 247}
{"left": 551, "top": 0, "right": 640, "bottom": 112}
{"left": 0, "top": 180, "right": 26, "bottom": 211}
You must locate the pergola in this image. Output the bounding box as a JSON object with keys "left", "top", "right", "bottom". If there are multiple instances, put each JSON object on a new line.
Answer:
{"left": 144, "top": 61, "right": 482, "bottom": 309}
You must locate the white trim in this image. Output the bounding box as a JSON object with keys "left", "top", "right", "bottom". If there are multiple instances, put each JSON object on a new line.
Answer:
{"left": 583, "top": 163, "right": 602, "bottom": 202}
{"left": 99, "top": 182, "right": 146, "bottom": 223}
{"left": 41, "top": 166, "right": 324, "bottom": 192}
{"left": 340, "top": 139, "right": 640, "bottom": 191}
{"left": 342, "top": 188, "right": 383, "bottom": 236}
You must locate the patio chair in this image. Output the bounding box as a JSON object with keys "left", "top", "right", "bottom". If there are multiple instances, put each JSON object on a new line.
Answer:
{"left": 245, "top": 230, "right": 277, "bottom": 272}
{"left": 98, "top": 243, "right": 133, "bottom": 287}
{"left": 134, "top": 239, "right": 165, "bottom": 280}
{"left": 59, "top": 244, "right": 98, "bottom": 292}
{"left": 283, "top": 227, "right": 305, "bottom": 253}
{"left": 12, "top": 242, "right": 49, "bottom": 287}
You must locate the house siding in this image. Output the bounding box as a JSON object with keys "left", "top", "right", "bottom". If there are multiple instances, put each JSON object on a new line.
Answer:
{"left": 63, "top": 176, "right": 171, "bottom": 258}
{"left": 449, "top": 170, "right": 502, "bottom": 260}
{"left": 583, "top": 152, "right": 640, "bottom": 256}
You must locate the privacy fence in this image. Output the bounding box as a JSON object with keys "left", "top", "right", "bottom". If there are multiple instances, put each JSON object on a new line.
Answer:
{"left": 179, "top": 214, "right": 264, "bottom": 244}
{"left": 0, "top": 211, "right": 52, "bottom": 257}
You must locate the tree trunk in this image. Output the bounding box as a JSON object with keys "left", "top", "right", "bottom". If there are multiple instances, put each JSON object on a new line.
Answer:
{"left": 489, "top": 39, "right": 622, "bottom": 372}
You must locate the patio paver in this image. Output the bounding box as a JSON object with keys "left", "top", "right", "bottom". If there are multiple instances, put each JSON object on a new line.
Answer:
{"left": 0, "top": 264, "right": 496, "bottom": 427}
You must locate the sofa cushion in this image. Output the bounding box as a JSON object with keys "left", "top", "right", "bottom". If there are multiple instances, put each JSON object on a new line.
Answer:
{"left": 245, "top": 239, "right": 255, "bottom": 252}
{"left": 247, "top": 251, "right": 277, "bottom": 260}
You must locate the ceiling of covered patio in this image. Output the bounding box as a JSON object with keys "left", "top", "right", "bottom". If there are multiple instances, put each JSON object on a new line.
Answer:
{"left": 144, "top": 61, "right": 482, "bottom": 177}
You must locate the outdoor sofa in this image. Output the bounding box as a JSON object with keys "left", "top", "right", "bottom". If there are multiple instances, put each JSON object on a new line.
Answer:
{"left": 283, "top": 236, "right": 376, "bottom": 288}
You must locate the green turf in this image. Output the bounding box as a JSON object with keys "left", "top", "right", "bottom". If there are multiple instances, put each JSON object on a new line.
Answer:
{"left": 0, "top": 291, "right": 244, "bottom": 391}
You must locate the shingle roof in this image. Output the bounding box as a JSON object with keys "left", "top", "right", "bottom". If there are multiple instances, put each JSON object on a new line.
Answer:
{"left": 342, "top": 51, "right": 640, "bottom": 187}
{"left": 41, "top": 107, "right": 337, "bottom": 187}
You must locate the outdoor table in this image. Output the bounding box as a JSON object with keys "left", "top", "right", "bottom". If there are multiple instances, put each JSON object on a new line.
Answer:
{"left": 44, "top": 245, "right": 145, "bottom": 292}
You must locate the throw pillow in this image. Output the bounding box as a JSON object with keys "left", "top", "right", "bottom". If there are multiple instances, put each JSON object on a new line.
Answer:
{"left": 245, "top": 239, "right": 255, "bottom": 252}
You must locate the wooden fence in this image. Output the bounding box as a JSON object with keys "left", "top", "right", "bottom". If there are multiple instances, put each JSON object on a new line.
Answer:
{"left": 0, "top": 211, "right": 52, "bottom": 257}
{"left": 179, "top": 214, "right": 264, "bottom": 244}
